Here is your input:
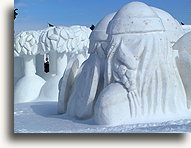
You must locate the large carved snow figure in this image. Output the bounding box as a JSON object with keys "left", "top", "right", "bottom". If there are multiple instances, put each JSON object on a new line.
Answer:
{"left": 94, "top": 2, "right": 190, "bottom": 125}
{"left": 14, "top": 31, "right": 46, "bottom": 103}
{"left": 173, "top": 32, "right": 191, "bottom": 109}
{"left": 62, "top": 13, "right": 115, "bottom": 119}
{"left": 37, "top": 26, "right": 91, "bottom": 101}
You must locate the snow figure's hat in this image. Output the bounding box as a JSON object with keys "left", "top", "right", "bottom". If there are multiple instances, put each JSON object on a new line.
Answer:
{"left": 89, "top": 12, "right": 116, "bottom": 41}
{"left": 107, "top": 2, "right": 165, "bottom": 35}
{"left": 151, "top": 7, "right": 184, "bottom": 43}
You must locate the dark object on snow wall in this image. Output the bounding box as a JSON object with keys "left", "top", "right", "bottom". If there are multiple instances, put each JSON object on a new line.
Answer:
{"left": 44, "top": 61, "right": 49, "bottom": 73}
{"left": 48, "top": 23, "right": 54, "bottom": 27}
{"left": 90, "top": 24, "right": 95, "bottom": 30}
{"left": 181, "top": 22, "right": 184, "bottom": 25}
{"left": 14, "top": 9, "right": 18, "bottom": 20}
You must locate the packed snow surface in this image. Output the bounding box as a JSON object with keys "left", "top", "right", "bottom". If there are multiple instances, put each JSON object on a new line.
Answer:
{"left": 14, "top": 102, "right": 191, "bottom": 133}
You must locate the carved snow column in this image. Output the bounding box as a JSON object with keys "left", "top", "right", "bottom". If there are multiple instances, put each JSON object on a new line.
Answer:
{"left": 23, "top": 55, "right": 36, "bottom": 76}
{"left": 65, "top": 13, "right": 115, "bottom": 118}
{"left": 38, "top": 26, "right": 91, "bottom": 101}
{"left": 14, "top": 31, "right": 46, "bottom": 103}
{"left": 94, "top": 2, "right": 190, "bottom": 126}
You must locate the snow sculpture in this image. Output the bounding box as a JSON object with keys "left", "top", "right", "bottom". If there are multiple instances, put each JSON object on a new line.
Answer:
{"left": 14, "top": 31, "right": 46, "bottom": 103}
{"left": 38, "top": 26, "right": 91, "bottom": 101}
{"left": 58, "top": 57, "right": 79, "bottom": 114}
{"left": 14, "top": 57, "right": 23, "bottom": 85}
{"left": 63, "top": 13, "right": 116, "bottom": 118}
{"left": 94, "top": 2, "right": 190, "bottom": 125}
{"left": 173, "top": 32, "right": 191, "bottom": 109}
{"left": 151, "top": 7, "right": 184, "bottom": 61}
{"left": 151, "top": 7, "right": 184, "bottom": 46}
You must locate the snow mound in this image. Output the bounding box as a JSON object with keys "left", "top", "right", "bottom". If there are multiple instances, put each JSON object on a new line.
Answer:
{"left": 14, "top": 75, "right": 45, "bottom": 103}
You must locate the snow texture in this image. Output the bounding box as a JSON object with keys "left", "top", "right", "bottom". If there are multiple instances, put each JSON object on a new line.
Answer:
{"left": 14, "top": 31, "right": 41, "bottom": 56}
{"left": 174, "top": 32, "right": 191, "bottom": 109}
{"left": 39, "top": 26, "right": 91, "bottom": 56}
{"left": 100, "top": 1, "right": 190, "bottom": 125}
{"left": 14, "top": 30, "right": 46, "bottom": 103}
{"left": 14, "top": 1, "right": 191, "bottom": 131}
{"left": 14, "top": 102, "right": 191, "bottom": 133}
{"left": 14, "top": 75, "right": 45, "bottom": 103}
{"left": 182, "top": 25, "right": 191, "bottom": 34}
{"left": 59, "top": 12, "right": 115, "bottom": 119}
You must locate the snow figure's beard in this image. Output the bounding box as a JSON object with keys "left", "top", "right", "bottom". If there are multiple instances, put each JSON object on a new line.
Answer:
{"left": 88, "top": 41, "right": 107, "bottom": 59}
{"left": 105, "top": 32, "right": 188, "bottom": 118}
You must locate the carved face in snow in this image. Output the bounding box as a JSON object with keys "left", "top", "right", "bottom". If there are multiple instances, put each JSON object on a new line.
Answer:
{"left": 105, "top": 34, "right": 144, "bottom": 91}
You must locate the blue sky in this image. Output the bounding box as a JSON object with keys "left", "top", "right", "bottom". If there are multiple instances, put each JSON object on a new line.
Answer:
{"left": 14, "top": 0, "right": 190, "bottom": 34}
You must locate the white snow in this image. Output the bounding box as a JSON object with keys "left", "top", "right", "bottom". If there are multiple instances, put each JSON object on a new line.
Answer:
{"left": 14, "top": 31, "right": 46, "bottom": 103}
{"left": 182, "top": 25, "right": 191, "bottom": 34}
{"left": 173, "top": 32, "right": 191, "bottom": 109}
{"left": 14, "top": 1, "right": 191, "bottom": 132}
{"left": 14, "top": 75, "right": 45, "bottom": 103}
{"left": 37, "top": 26, "right": 91, "bottom": 102}
{"left": 14, "top": 102, "right": 191, "bottom": 133}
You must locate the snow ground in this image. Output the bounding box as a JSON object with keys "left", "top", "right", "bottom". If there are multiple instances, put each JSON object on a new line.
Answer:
{"left": 14, "top": 102, "right": 191, "bottom": 133}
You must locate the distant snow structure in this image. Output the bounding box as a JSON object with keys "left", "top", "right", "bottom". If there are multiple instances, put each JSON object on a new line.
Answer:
{"left": 37, "top": 26, "right": 91, "bottom": 102}
{"left": 39, "top": 26, "right": 91, "bottom": 76}
{"left": 182, "top": 25, "right": 191, "bottom": 34}
{"left": 173, "top": 32, "right": 191, "bottom": 109}
{"left": 14, "top": 31, "right": 46, "bottom": 103}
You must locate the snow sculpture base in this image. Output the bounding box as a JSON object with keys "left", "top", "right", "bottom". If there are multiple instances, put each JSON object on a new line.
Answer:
{"left": 94, "top": 83, "right": 130, "bottom": 125}
{"left": 37, "top": 75, "right": 61, "bottom": 102}
{"left": 95, "top": 83, "right": 190, "bottom": 126}
{"left": 14, "top": 75, "right": 45, "bottom": 103}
